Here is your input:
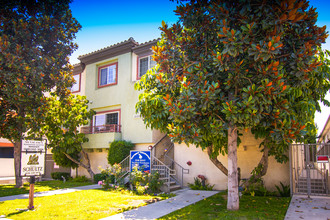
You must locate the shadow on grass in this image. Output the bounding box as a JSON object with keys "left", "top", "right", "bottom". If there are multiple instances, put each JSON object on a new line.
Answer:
{"left": 6, "top": 209, "right": 29, "bottom": 218}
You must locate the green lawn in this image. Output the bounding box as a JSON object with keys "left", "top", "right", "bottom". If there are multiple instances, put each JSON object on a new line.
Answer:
{"left": 0, "top": 188, "right": 161, "bottom": 220}
{"left": 159, "top": 192, "right": 291, "bottom": 220}
{"left": 0, "top": 180, "right": 93, "bottom": 197}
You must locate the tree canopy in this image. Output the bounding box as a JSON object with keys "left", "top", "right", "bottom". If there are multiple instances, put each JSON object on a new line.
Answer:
{"left": 0, "top": 0, "right": 81, "bottom": 187}
{"left": 40, "top": 94, "right": 95, "bottom": 178}
{"left": 136, "top": 0, "right": 330, "bottom": 210}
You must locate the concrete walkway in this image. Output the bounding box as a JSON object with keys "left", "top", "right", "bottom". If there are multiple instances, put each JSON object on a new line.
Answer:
{"left": 100, "top": 188, "right": 219, "bottom": 220}
{"left": 0, "top": 184, "right": 102, "bottom": 202}
{"left": 285, "top": 194, "right": 330, "bottom": 220}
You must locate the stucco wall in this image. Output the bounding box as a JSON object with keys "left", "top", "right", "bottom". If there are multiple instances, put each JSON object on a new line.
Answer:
{"left": 82, "top": 52, "right": 153, "bottom": 149}
{"left": 0, "top": 159, "right": 14, "bottom": 177}
{"left": 76, "top": 143, "right": 153, "bottom": 178}
{"left": 76, "top": 150, "right": 109, "bottom": 177}
{"left": 174, "top": 131, "right": 289, "bottom": 191}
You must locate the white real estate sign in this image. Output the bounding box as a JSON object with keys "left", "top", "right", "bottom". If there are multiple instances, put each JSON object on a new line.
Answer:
{"left": 21, "top": 140, "right": 46, "bottom": 176}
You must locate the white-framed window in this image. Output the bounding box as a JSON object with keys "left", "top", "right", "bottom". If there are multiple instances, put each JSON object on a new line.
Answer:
{"left": 93, "top": 110, "right": 121, "bottom": 133}
{"left": 94, "top": 112, "right": 119, "bottom": 126}
{"left": 71, "top": 73, "right": 81, "bottom": 93}
{"left": 138, "top": 55, "right": 156, "bottom": 79}
{"left": 98, "top": 63, "right": 118, "bottom": 87}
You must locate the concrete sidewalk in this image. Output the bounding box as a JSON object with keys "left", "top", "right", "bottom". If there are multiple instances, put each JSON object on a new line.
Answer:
{"left": 0, "top": 184, "right": 102, "bottom": 202}
{"left": 100, "top": 188, "right": 219, "bottom": 220}
{"left": 285, "top": 195, "right": 330, "bottom": 220}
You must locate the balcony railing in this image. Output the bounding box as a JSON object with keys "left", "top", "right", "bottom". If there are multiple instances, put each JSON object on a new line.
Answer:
{"left": 80, "top": 124, "right": 121, "bottom": 134}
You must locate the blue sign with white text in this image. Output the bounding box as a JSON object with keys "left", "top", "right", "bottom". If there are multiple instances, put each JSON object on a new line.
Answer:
{"left": 130, "top": 151, "right": 151, "bottom": 172}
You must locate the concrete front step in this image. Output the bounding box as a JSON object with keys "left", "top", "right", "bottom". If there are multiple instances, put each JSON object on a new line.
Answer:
{"left": 169, "top": 184, "right": 182, "bottom": 192}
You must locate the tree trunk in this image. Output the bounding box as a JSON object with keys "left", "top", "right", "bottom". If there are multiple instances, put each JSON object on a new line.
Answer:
{"left": 63, "top": 150, "right": 95, "bottom": 180}
{"left": 243, "top": 145, "right": 269, "bottom": 187}
{"left": 227, "top": 125, "right": 239, "bottom": 210}
{"left": 13, "top": 141, "right": 23, "bottom": 188}
{"left": 207, "top": 146, "right": 228, "bottom": 176}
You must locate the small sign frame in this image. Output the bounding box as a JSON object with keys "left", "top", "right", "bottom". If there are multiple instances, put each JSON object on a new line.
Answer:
{"left": 130, "top": 150, "right": 151, "bottom": 172}
{"left": 20, "top": 140, "right": 46, "bottom": 177}
{"left": 316, "top": 155, "right": 329, "bottom": 163}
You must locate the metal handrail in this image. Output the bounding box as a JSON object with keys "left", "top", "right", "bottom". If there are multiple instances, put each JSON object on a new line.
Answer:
{"left": 80, "top": 124, "right": 121, "bottom": 134}
{"left": 116, "top": 155, "right": 130, "bottom": 182}
{"left": 164, "top": 143, "right": 189, "bottom": 187}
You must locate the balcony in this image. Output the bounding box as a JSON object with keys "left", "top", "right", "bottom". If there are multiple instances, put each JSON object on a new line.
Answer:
{"left": 80, "top": 124, "right": 121, "bottom": 134}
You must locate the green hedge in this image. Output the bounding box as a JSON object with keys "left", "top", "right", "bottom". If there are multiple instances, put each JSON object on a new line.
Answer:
{"left": 94, "top": 173, "right": 108, "bottom": 183}
{"left": 94, "top": 173, "right": 115, "bottom": 184}
{"left": 51, "top": 172, "right": 71, "bottom": 181}
{"left": 107, "top": 140, "right": 134, "bottom": 165}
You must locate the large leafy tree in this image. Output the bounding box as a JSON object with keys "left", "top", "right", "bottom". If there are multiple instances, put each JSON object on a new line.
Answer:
{"left": 136, "top": 0, "right": 330, "bottom": 210}
{"left": 0, "top": 0, "right": 81, "bottom": 187}
{"left": 39, "top": 95, "right": 96, "bottom": 179}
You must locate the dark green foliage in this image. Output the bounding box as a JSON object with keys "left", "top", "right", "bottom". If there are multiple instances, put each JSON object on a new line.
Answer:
{"left": 0, "top": 0, "right": 81, "bottom": 187}
{"left": 51, "top": 172, "right": 71, "bottom": 181}
{"left": 275, "top": 182, "right": 290, "bottom": 197}
{"left": 130, "top": 167, "right": 164, "bottom": 194}
{"left": 107, "top": 140, "right": 134, "bottom": 165}
{"left": 146, "top": 171, "right": 163, "bottom": 194}
{"left": 94, "top": 173, "right": 107, "bottom": 183}
{"left": 94, "top": 173, "right": 115, "bottom": 184}
{"left": 52, "top": 151, "right": 79, "bottom": 169}
{"left": 242, "top": 179, "right": 276, "bottom": 197}
{"left": 71, "top": 176, "right": 90, "bottom": 183}
{"left": 188, "top": 177, "right": 214, "bottom": 191}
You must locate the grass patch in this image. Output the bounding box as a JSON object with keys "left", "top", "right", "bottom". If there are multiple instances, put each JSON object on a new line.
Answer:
{"left": 159, "top": 191, "right": 290, "bottom": 220}
{"left": 0, "top": 180, "right": 93, "bottom": 197}
{"left": 0, "top": 188, "right": 163, "bottom": 219}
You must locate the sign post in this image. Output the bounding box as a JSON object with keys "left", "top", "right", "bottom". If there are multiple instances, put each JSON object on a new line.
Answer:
{"left": 20, "top": 140, "right": 46, "bottom": 210}
{"left": 130, "top": 151, "right": 151, "bottom": 172}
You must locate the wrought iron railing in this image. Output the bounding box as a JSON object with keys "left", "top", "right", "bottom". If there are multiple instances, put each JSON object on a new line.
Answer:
{"left": 80, "top": 124, "right": 121, "bottom": 134}
{"left": 164, "top": 144, "right": 189, "bottom": 187}
{"left": 114, "top": 155, "right": 130, "bottom": 184}
{"left": 151, "top": 156, "right": 175, "bottom": 192}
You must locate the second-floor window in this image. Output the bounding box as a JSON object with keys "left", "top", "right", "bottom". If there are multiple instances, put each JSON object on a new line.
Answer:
{"left": 71, "top": 73, "right": 81, "bottom": 93}
{"left": 98, "top": 63, "right": 118, "bottom": 88}
{"left": 94, "top": 112, "right": 118, "bottom": 126}
{"left": 138, "top": 55, "right": 156, "bottom": 79}
{"left": 93, "top": 111, "right": 120, "bottom": 133}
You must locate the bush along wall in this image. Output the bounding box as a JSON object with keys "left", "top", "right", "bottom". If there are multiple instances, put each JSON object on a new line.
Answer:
{"left": 107, "top": 140, "right": 134, "bottom": 165}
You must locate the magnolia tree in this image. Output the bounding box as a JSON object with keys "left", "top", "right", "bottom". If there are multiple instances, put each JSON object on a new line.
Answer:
{"left": 136, "top": 0, "right": 330, "bottom": 210}
{"left": 0, "top": 0, "right": 80, "bottom": 187}
{"left": 39, "top": 95, "right": 96, "bottom": 179}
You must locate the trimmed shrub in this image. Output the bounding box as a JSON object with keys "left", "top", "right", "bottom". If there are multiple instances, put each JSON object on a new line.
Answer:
{"left": 71, "top": 175, "right": 90, "bottom": 182}
{"left": 107, "top": 140, "right": 134, "bottom": 165}
{"left": 51, "top": 172, "right": 71, "bottom": 181}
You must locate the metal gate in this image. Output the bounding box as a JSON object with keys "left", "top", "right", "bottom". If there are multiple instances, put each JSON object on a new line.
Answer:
{"left": 290, "top": 144, "right": 330, "bottom": 196}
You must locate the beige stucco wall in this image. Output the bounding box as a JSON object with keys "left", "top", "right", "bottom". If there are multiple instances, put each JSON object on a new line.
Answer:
{"left": 76, "top": 143, "right": 154, "bottom": 178}
{"left": 82, "top": 133, "right": 122, "bottom": 149}
{"left": 174, "top": 131, "right": 289, "bottom": 191}
{"left": 76, "top": 150, "right": 109, "bottom": 177}
{"left": 0, "top": 159, "right": 15, "bottom": 177}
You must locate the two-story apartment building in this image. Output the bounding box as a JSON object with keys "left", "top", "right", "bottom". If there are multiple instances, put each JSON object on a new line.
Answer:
{"left": 73, "top": 38, "right": 290, "bottom": 191}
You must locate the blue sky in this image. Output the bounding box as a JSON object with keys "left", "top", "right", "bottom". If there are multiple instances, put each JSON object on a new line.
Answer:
{"left": 70, "top": 0, "right": 330, "bottom": 135}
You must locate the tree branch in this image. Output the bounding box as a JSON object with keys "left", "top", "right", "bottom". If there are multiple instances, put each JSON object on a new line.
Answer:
{"left": 207, "top": 146, "right": 228, "bottom": 176}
